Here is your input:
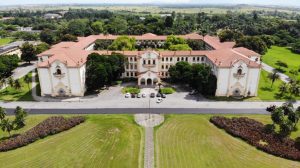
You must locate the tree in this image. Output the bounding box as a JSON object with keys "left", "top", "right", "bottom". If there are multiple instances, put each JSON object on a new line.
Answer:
{"left": 218, "top": 29, "right": 243, "bottom": 42}
{"left": 21, "top": 42, "right": 36, "bottom": 64}
{"left": 268, "top": 70, "right": 280, "bottom": 88}
{"left": 291, "top": 41, "right": 300, "bottom": 54}
{"left": 68, "top": 19, "right": 90, "bottom": 36}
{"left": 35, "top": 43, "right": 50, "bottom": 54}
{"left": 94, "top": 39, "right": 113, "bottom": 50}
{"left": 40, "top": 29, "right": 57, "bottom": 45}
{"left": 91, "top": 21, "right": 104, "bottom": 34}
{"left": 164, "top": 16, "right": 174, "bottom": 27}
{"left": 13, "top": 106, "right": 27, "bottom": 129}
{"left": 24, "top": 74, "right": 31, "bottom": 90}
{"left": 168, "top": 61, "right": 192, "bottom": 83}
{"left": 0, "top": 107, "right": 6, "bottom": 120}
{"left": 266, "top": 103, "right": 300, "bottom": 137}
{"left": 8, "top": 77, "right": 14, "bottom": 88}
{"left": 0, "top": 106, "right": 27, "bottom": 137}
{"left": 169, "top": 44, "right": 191, "bottom": 51}
{"left": 85, "top": 53, "right": 125, "bottom": 91}
{"left": 165, "top": 35, "right": 187, "bottom": 49}
{"left": 108, "top": 36, "right": 136, "bottom": 51}
{"left": 1, "top": 118, "right": 14, "bottom": 136}
{"left": 278, "top": 83, "right": 288, "bottom": 96}
{"left": 61, "top": 34, "right": 78, "bottom": 42}
{"left": 14, "top": 79, "right": 21, "bottom": 90}
{"left": 105, "top": 17, "right": 128, "bottom": 35}
{"left": 235, "top": 36, "right": 268, "bottom": 55}
{"left": 288, "top": 80, "right": 300, "bottom": 97}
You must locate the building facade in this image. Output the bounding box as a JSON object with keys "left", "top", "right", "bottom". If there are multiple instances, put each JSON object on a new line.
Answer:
{"left": 37, "top": 33, "right": 261, "bottom": 97}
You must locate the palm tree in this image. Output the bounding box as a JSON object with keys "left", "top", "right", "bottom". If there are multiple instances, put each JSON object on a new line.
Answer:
{"left": 1, "top": 118, "right": 13, "bottom": 137}
{"left": 24, "top": 74, "right": 31, "bottom": 90}
{"left": 268, "top": 70, "right": 280, "bottom": 88}
{"left": 289, "top": 80, "right": 300, "bottom": 97}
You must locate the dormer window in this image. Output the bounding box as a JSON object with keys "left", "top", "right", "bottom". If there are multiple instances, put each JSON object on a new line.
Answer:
{"left": 53, "top": 65, "right": 65, "bottom": 78}
{"left": 234, "top": 67, "right": 245, "bottom": 79}
{"left": 56, "top": 68, "right": 62, "bottom": 75}
{"left": 237, "top": 69, "right": 243, "bottom": 75}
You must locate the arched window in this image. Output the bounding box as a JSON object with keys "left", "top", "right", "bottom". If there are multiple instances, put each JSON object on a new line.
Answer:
{"left": 237, "top": 69, "right": 243, "bottom": 75}
{"left": 56, "top": 69, "right": 62, "bottom": 75}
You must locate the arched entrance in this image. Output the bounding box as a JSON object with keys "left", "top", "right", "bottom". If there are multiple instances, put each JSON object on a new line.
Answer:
{"left": 146, "top": 78, "right": 152, "bottom": 86}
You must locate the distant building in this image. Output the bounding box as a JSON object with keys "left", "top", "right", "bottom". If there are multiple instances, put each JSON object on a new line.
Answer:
{"left": 0, "top": 41, "right": 40, "bottom": 58}
{"left": 160, "top": 14, "right": 172, "bottom": 17}
{"left": 16, "top": 27, "right": 41, "bottom": 33}
{"left": 44, "top": 13, "right": 62, "bottom": 19}
{"left": 37, "top": 33, "right": 261, "bottom": 98}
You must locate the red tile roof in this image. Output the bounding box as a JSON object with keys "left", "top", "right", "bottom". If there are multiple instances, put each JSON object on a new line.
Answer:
{"left": 37, "top": 33, "right": 260, "bottom": 68}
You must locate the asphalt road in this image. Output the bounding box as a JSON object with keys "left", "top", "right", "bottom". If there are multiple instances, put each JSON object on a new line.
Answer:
{"left": 5, "top": 108, "right": 269, "bottom": 115}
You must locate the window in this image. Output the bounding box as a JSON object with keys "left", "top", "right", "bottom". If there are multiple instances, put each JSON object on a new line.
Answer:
{"left": 166, "top": 57, "right": 169, "bottom": 61}
{"left": 162, "top": 57, "right": 164, "bottom": 61}
{"left": 170, "top": 58, "right": 173, "bottom": 61}
{"left": 126, "top": 72, "right": 129, "bottom": 77}
{"left": 131, "top": 72, "right": 133, "bottom": 77}
{"left": 177, "top": 57, "right": 180, "bottom": 61}
{"left": 193, "top": 57, "right": 195, "bottom": 61}
{"left": 134, "top": 57, "right": 137, "bottom": 61}
{"left": 186, "top": 57, "right": 188, "bottom": 61}
{"left": 197, "top": 57, "right": 200, "bottom": 61}
{"left": 56, "top": 69, "right": 62, "bottom": 75}
{"left": 237, "top": 69, "right": 243, "bottom": 75}
{"left": 162, "top": 65, "right": 164, "bottom": 69}
{"left": 148, "top": 60, "right": 151, "bottom": 64}
{"left": 201, "top": 57, "right": 204, "bottom": 62}
{"left": 143, "top": 60, "right": 146, "bottom": 65}
{"left": 153, "top": 60, "right": 156, "bottom": 65}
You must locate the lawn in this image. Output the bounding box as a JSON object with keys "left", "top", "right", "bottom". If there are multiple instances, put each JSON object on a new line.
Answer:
{"left": 263, "top": 46, "right": 300, "bottom": 80}
{"left": 0, "top": 73, "right": 34, "bottom": 101}
{"left": 122, "top": 86, "right": 140, "bottom": 94}
{"left": 0, "top": 114, "right": 144, "bottom": 168}
{"left": 155, "top": 114, "right": 300, "bottom": 168}
{"left": 0, "top": 38, "right": 13, "bottom": 46}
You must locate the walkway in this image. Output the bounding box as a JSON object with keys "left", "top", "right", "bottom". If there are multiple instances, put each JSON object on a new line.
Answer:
{"left": 261, "top": 63, "right": 290, "bottom": 83}
{"left": 135, "top": 114, "right": 164, "bottom": 168}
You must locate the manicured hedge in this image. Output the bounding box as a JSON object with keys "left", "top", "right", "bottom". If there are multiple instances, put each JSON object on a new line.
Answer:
{"left": 0, "top": 116, "right": 85, "bottom": 152}
{"left": 160, "top": 87, "right": 175, "bottom": 94}
{"left": 210, "top": 116, "right": 300, "bottom": 161}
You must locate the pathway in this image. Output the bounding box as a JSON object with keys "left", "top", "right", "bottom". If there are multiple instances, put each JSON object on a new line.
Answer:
{"left": 135, "top": 114, "right": 164, "bottom": 168}
{"left": 261, "top": 63, "right": 290, "bottom": 83}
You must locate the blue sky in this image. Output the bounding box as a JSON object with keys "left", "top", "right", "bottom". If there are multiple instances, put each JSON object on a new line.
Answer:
{"left": 0, "top": 0, "right": 299, "bottom": 7}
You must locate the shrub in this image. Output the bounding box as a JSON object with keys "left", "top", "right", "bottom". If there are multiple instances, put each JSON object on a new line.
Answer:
{"left": 160, "top": 87, "right": 175, "bottom": 94}
{"left": 0, "top": 116, "right": 85, "bottom": 152}
{"left": 122, "top": 87, "right": 140, "bottom": 94}
{"left": 210, "top": 116, "right": 300, "bottom": 161}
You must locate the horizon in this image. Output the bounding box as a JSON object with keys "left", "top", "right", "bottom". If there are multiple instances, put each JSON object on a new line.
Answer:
{"left": 0, "top": 0, "right": 300, "bottom": 8}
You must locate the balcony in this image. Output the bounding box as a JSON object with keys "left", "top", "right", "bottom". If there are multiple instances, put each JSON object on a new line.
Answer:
{"left": 233, "top": 73, "right": 245, "bottom": 79}
{"left": 53, "top": 72, "right": 65, "bottom": 79}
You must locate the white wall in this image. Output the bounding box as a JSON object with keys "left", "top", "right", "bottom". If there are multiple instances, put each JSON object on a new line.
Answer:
{"left": 37, "top": 68, "right": 52, "bottom": 96}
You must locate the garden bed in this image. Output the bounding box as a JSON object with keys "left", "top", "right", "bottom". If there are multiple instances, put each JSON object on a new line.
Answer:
{"left": 0, "top": 116, "right": 85, "bottom": 152}
{"left": 121, "top": 87, "right": 140, "bottom": 94}
{"left": 210, "top": 116, "right": 300, "bottom": 161}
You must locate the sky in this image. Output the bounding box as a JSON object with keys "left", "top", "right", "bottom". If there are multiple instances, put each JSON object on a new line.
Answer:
{"left": 0, "top": 0, "right": 299, "bottom": 7}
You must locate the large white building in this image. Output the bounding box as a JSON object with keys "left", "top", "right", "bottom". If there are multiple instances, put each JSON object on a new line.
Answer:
{"left": 37, "top": 33, "right": 261, "bottom": 97}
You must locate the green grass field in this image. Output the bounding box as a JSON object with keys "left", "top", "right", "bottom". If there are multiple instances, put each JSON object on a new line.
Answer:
{"left": 155, "top": 114, "right": 300, "bottom": 168}
{"left": 255, "top": 70, "right": 299, "bottom": 100}
{"left": 263, "top": 46, "right": 300, "bottom": 80}
{"left": 0, "top": 73, "right": 34, "bottom": 101}
{"left": 0, "top": 38, "right": 13, "bottom": 46}
{"left": 0, "top": 115, "right": 144, "bottom": 168}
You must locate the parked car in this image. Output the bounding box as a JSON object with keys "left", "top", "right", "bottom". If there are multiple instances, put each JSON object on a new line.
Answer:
{"left": 131, "top": 93, "right": 136, "bottom": 98}
{"left": 142, "top": 93, "right": 146, "bottom": 98}
{"left": 156, "top": 93, "right": 161, "bottom": 97}
{"left": 125, "top": 93, "right": 130, "bottom": 98}
{"left": 150, "top": 93, "right": 155, "bottom": 98}
{"left": 137, "top": 93, "right": 141, "bottom": 98}
{"left": 161, "top": 94, "right": 166, "bottom": 98}
{"left": 156, "top": 97, "right": 163, "bottom": 103}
